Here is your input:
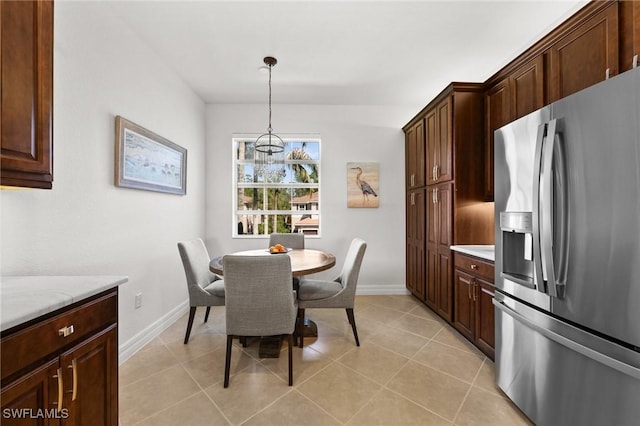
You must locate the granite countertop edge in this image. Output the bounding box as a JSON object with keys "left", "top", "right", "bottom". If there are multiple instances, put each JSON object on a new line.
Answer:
{"left": 1, "top": 275, "right": 128, "bottom": 332}
{"left": 450, "top": 245, "right": 495, "bottom": 262}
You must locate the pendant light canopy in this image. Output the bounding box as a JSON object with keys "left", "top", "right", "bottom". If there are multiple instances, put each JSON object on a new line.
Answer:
{"left": 255, "top": 56, "right": 285, "bottom": 179}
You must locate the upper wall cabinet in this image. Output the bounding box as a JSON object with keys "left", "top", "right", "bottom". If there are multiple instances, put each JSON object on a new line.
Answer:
{"left": 548, "top": 1, "right": 619, "bottom": 101}
{"left": 0, "top": 0, "right": 54, "bottom": 189}
{"left": 484, "top": 55, "right": 545, "bottom": 200}
{"left": 483, "top": 1, "right": 621, "bottom": 201}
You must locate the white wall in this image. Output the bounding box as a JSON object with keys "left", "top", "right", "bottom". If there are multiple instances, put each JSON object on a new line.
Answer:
{"left": 205, "top": 104, "right": 414, "bottom": 293}
{"left": 0, "top": 2, "right": 206, "bottom": 353}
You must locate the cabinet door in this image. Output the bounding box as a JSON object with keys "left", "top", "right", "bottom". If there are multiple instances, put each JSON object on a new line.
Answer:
{"left": 425, "top": 246, "right": 438, "bottom": 311}
{"left": 436, "top": 249, "right": 452, "bottom": 322}
{"left": 453, "top": 270, "right": 475, "bottom": 341}
{"left": 406, "top": 189, "right": 426, "bottom": 300}
{"left": 0, "top": 0, "right": 54, "bottom": 189}
{"left": 425, "top": 109, "right": 437, "bottom": 185}
{"left": 0, "top": 358, "right": 60, "bottom": 425}
{"left": 511, "top": 55, "right": 545, "bottom": 119}
{"left": 484, "top": 79, "right": 511, "bottom": 201}
{"left": 60, "top": 326, "right": 118, "bottom": 426}
{"left": 474, "top": 278, "right": 496, "bottom": 360}
{"left": 436, "top": 184, "right": 452, "bottom": 248}
{"left": 549, "top": 2, "right": 619, "bottom": 101}
{"left": 405, "top": 120, "right": 425, "bottom": 189}
{"left": 435, "top": 98, "right": 452, "bottom": 183}
{"left": 426, "top": 98, "right": 453, "bottom": 185}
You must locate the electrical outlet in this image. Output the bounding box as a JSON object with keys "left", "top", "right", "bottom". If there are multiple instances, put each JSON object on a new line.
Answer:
{"left": 135, "top": 293, "right": 142, "bottom": 309}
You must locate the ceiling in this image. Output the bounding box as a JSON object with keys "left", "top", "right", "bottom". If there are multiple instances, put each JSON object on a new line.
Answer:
{"left": 109, "top": 0, "right": 589, "bottom": 110}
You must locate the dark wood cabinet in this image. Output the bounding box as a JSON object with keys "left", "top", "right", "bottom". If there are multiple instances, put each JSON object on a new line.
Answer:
{"left": 426, "top": 183, "right": 453, "bottom": 320}
{"left": 484, "top": 55, "right": 544, "bottom": 200}
{"left": 405, "top": 119, "right": 425, "bottom": 189}
{"left": 60, "top": 327, "right": 118, "bottom": 426}
{"left": 1, "top": 290, "right": 118, "bottom": 425}
{"left": 406, "top": 188, "right": 426, "bottom": 300}
{"left": 426, "top": 98, "right": 452, "bottom": 185}
{"left": 0, "top": 359, "right": 60, "bottom": 425}
{"left": 453, "top": 269, "right": 475, "bottom": 341}
{"left": 404, "top": 83, "right": 492, "bottom": 317}
{"left": 0, "top": 0, "right": 54, "bottom": 189}
{"left": 483, "top": 1, "right": 622, "bottom": 200}
{"left": 453, "top": 252, "right": 495, "bottom": 359}
{"left": 548, "top": 1, "right": 619, "bottom": 102}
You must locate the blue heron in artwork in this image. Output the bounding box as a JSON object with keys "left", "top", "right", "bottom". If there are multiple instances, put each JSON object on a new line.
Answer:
{"left": 350, "top": 166, "right": 378, "bottom": 203}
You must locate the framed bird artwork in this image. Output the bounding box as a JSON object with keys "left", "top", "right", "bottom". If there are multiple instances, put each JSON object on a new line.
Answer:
{"left": 347, "top": 162, "right": 379, "bottom": 208}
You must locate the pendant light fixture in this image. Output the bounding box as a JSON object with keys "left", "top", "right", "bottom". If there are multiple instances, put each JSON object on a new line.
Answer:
{"left": 254, "top": 56, "right": 285, "bottom": 180}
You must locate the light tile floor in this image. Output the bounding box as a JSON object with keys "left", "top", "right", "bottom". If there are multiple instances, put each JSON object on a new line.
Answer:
{"left": 119, "top": 295, "right": 532, "bottom": 426}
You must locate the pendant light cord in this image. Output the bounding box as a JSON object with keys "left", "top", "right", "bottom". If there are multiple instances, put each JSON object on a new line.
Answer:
{"left": 268, "top": 63, "right": 273, "bottom": 133}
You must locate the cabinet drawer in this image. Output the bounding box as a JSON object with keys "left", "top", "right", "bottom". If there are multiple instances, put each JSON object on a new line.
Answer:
{"left": 1, "top": 291, "right": 117, "bottom": 382}
{"left": 454, "top": 253, "right": 494, "bottom": 282}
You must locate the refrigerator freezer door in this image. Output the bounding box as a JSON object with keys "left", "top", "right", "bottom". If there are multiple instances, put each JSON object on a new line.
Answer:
{"left": 494, "top": 106, "right": 552, "bottom": 311}
{"left": 549, "top": 68, "right": 640, "bottom": 348}
{"left": 495, "top": 292, "right": 640, "bottom": 426}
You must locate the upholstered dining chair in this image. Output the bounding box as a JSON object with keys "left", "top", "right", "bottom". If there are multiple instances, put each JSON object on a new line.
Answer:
{"left": 222, "top": 254, "right": 297, "bottom": 387}
{"left": 296, "top": 238, "right": 367, "bottom": 348}
{"left": 269, "top": 232, "right": 305, "bottom": 249}
{"left": 269, "top": 233, "right": 305, "bottom": 289}
{"left": 177, "top": 239, "right": 225, "bottom": 344}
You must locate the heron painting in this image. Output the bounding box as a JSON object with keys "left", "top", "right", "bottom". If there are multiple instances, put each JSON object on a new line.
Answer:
{"left": 347, "top": 162, "right": 379, "bottom": 208}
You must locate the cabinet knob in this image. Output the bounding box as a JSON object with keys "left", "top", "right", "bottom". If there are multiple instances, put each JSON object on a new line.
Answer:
{"left": 471, "top": 264, "right": 478, "bottom": 270}
{"left": 58, "top": 325, "right": 75, "bottom": 337}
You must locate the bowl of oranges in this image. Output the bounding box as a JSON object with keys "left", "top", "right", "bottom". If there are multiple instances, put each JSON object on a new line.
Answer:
{"left": 268, "top": 243, "right": 290, "bottom": 254}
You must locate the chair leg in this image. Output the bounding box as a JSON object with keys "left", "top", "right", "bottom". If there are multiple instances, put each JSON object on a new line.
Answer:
{"left": 287, "top": 334, "right": 293, "bottom": 386}
{"left": 297, "top": 308, "right": 305, "bottom": 347}
{"left": 184, "top": 307, "right": 197, "bottom": 344}
{"left": 204, "top": 306, "right": 211, "bottom": 323}
{"left": 346, "top": 308, "right": 360, "bottom": 346}
{"left": 224, "top": 335, "right": 233, "bottom": 388}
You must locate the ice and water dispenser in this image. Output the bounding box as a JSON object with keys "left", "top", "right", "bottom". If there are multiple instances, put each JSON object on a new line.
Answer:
{"left": 500, "top": 211, "right": 536, "bottom": 289}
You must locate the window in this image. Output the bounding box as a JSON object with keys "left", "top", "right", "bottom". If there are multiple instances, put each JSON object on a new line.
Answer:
{"left": 233, "top": 135, "right": 320, "bottom": 237}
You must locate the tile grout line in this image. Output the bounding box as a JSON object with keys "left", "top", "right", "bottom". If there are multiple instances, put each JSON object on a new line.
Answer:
{"left": 450, "top": 355, "right": 489, "bottom": 425}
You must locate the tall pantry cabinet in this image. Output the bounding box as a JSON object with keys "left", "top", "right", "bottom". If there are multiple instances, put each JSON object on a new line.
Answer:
{"left": 404, "top": 83, "right": 493, "bottom": 321}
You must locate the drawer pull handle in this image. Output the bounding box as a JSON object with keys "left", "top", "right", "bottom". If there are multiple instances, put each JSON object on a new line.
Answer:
{"left": 470, "top": 264, "right": 478, "bottom": 270}
{"left": 58, "top": 325, "right": 75, "bottom": 337}
{"left": 53, "top": 368, "right": 64, "bottom": 409}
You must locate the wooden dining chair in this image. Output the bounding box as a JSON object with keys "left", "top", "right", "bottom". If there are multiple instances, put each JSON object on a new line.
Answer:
{"left": 222, "top": 254, "right": 298, "bottom": 387}
{"left": 177, "top": 239, "right": 225, "bottom": 344}
{"left": 296, "top": 238, "right": 367, "bottom": 348}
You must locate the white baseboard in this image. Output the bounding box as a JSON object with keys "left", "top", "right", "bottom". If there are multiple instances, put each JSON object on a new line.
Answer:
{"left": 356, "top": 283, "right": 409, "bottom": 295}
{"left": 118, "top": 300, "right": 189, "bottom": 365}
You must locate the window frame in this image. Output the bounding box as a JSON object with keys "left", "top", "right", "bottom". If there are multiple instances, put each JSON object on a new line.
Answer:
{"left": 232, "top": 134, "right": 321, "bottom": 239}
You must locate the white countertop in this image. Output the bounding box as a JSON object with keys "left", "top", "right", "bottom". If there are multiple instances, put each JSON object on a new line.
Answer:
{"left": 1, "top": 276, "right": 128, "bottom": 332}
{"left": 450, "top": 245, "right": 495, "bottom": 262}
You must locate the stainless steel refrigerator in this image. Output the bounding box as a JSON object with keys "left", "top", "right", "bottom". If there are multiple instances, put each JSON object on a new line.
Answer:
{"left": 494, "top": 67, "right": 640, "bottom": 426}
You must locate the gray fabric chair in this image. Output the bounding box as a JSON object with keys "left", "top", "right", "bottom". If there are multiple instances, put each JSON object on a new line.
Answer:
{"left": 223, "top": 254, "right": 297, "bottom": 387}
{"left": 177, "top": 239, "right": 225, "bottom": 344}
{"left": 269, "top": 233, "right": 305, "bottom": 249}
{"left": 297, "top": 238, "right": 367, "bottom": 348}
{"left": 269, "top": 233, "right": 304, "bottom": 289}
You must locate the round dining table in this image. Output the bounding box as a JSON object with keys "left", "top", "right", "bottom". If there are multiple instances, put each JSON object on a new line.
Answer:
{"left": 209, "top": 248, "right": 336, "bottom": 277}
{"left": 209, "top": 248, "right": 336, "bottom": 357}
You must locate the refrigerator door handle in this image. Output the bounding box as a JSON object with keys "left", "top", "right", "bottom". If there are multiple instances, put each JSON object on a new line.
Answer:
{"left": 532, "top": 122, "right": 547, "bottom": 293}
{"left": 494, "top": 299, "right": 640, "bottom": 380}
{"left": 541, "top": 119, "right": 568, "bottom": 298}
{"left": 541, "top": 119, "right": 559, "bottom": 297}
